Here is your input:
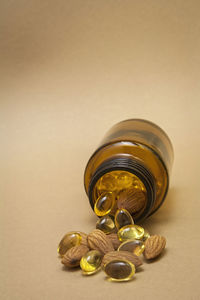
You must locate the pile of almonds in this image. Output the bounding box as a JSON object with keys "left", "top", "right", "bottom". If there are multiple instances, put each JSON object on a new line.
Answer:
{"left": 58, "top": 228, "right": 166, "bottom": 281}
{"left": 58, "top": 187, "right": 166, "bottom": 281}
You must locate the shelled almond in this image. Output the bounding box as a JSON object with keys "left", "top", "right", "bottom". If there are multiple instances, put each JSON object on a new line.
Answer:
{"left": 58, "top": 189, "right": 167, "bottom": 281}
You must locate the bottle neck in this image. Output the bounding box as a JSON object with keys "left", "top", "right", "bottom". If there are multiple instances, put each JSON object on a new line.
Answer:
{"left": 88, "top": 157, "right": 156, "bottom": 222}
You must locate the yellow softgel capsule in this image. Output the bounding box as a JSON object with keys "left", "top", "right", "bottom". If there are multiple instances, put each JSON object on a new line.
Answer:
{"left": 142, "top": 229, "right": 150, "bottom": 241}
{"left": 57, "top": 232, "right": 82, "bottom": 257}
{"left": 96, "top": 215, "right": 116, "bottom": 234}
{"left": 117, "top": 224, "right": 144, "bottom": 242}
{"left": 104, "top": 259, "right": 135, "bottom": 282}
{"left": 116, "top": 171, "right": 134, "bottom": 189}
{"left": 97, "top": 173, "right": 117, "bottom": 192}
{"left": 118, "top": 239, "right": 145, "bottom": 256}
{"left": 115, "top": 208, "right": 134, "bottom": 230}
{"left": 132, "top": 177, "right": 145, "bottom": 191}
{"left": 80, "top": 250, "right": 103, "bottom": 275}
{"left": 94, "top": 192, "right": 115, "bottom": 216}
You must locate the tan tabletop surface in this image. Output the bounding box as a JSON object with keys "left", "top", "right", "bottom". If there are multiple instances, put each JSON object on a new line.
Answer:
{"left": 0, "top": 1, "right": 200, "bottom": 299}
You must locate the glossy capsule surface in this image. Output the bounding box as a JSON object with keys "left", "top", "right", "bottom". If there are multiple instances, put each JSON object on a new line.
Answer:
{"left": 142, "top": 229, "right": 150, "bottom": 241}
{"left": 117, "top": 224, "right": 144, "bottom": 242}
{"left": 80, "top": 250, "right": 102, "bottom": 275}
{"left": 57, "top": 232, "right": 82, "bottom": 257}
{"left": 96, "top": 215, "right": 116, "bottom": 234}
{"left": 104, "top": 259, "right": 135, "bottom": 281}
{"left": 118, "top": 239, "right": 145, "bottom": 256}
{"left": 95, "top": 171, "right": 145, "bottom": 196}
{"left": 115, "top": 209, "right": 134, "bottom": 230}
{"left": 116, "top": 171, "right": 134, "bottom": 189}
{"left": 94, "top": 192, "right": 115, "bottom": 216}
{"left": 98, "top": 173, "right": 117, "bottom": 192}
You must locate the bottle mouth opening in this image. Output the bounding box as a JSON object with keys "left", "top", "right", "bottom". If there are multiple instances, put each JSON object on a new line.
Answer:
{"left": 88, "top": 157, "right": 156, "bottom": 222}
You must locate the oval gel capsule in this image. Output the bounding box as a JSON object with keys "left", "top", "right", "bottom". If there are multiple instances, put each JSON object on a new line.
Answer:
{"left": 117, "top": 225, "right": 144, "bottom": 242}
{"left": 80, "top": 250, "right": 102, "bottom": 275}
{"left": 104, "top": 259, "right": 135, "bottom": 281}
{"left": 97, "top": 173, "right": 117, "bottom": 192}
{"left": 115, "top": 208, "right": 134, "bottom": 230}
{"left": 57, "top": 232, "right": 82, "bottom": 257}
{"left": 96, "top": 215, "right": 116, "bottom": 234}
{"left": 94, "top": 192, "right": 115, "bottom": 216}
{"left": 116, "top": 171, "right": 134, "bottom": 189}
{"left": 118, "top": 239, "right": 145, "bottom": 256}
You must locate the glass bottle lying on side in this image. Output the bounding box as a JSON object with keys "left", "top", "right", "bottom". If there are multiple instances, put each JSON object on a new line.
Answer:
{"left": 84, "top": 119, "right": 174, "bottom": 222}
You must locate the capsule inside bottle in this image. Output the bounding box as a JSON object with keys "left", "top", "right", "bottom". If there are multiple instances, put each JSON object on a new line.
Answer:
{"left": 84, "top": 119, "right": 174, "bottom": 223}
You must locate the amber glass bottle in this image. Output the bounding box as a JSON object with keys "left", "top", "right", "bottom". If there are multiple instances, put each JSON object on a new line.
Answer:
{"left": 84, "top": 119, "right": 174, "bottom": 222}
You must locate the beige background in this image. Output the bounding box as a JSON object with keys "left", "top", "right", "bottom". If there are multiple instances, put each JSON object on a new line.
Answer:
{"left": 0, "top": 1, "right": 200, "bottom": 299}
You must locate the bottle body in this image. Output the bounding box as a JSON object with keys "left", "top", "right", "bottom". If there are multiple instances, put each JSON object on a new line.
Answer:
{"left": 84, "top": 119, "right": 174, "bottom": 222}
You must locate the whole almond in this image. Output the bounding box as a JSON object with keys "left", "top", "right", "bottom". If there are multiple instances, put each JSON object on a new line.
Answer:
{"left": 87, "top": 229, "right": 114, "bottom": 255}
{"left": 117, "top": 189, "right": 145, "bottom": 214}
{"left": 102, "top": 250, "right": 143, "bottom": 268}
{"left": 79, "top": 232, "right": 88, "bottom": 247}
{"left": 61, "top": 245, "right": 89, "bottom": 267}
{"left": 143, "top": 235, "right": 166, "bottom": 259}
{"left": 107, "top": 233, "right": 121, "bottom": 250}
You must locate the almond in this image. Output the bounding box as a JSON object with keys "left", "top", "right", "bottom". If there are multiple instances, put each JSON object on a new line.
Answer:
{"left": 87, "top": 229, "right": 114, "bottom": 255}
{"left": 79, "top": 232, "right": 88, "bottom": 247}
{"left": 61, "top": 245, "right": 89, "bottom": 267}
{"left": 143, "top": 235, "right": 166, "bottom": 259}
{"left": 107, "top": 233, "right": 121, "bottom": 250}
{"left": 102, "top": 250, "right": 143, "bottom": 268}
{"left": 117, "top": 188, "right": 145, "bottom": 214}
